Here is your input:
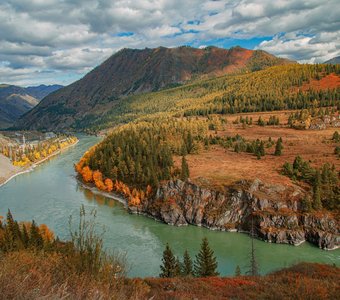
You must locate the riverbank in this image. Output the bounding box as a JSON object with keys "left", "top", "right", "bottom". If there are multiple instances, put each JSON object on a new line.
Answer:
{"left": 0, "top": 138, "right": 79, "bottom": 187}
{"left": 78, "top": 176, "right": 339, "bottom": 251}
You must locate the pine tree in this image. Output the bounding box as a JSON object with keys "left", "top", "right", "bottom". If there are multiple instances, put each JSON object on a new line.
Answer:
{"left": 4, "top": 209, "right": 16, "bottom": 251}
{"left": 29, "top": 220, "right": 43, "bottom": 249}
{"left": 312, "top": 171, "right": 322, "bottom": 210}
{"left": 259, "top": 141, "right": 265, "bottom": 156}
{"left": 22, "top": 224, "right": 30, "bottom": 248}
{"left": 247, "top": 217, "right": 259, "bottom": 276}
{"left": 160, "top": 243, "right": 179, "bottom": 278}
{"left": 274, "top": 137, "right": 283, "bottom": 156}
{"left": 235, "top": 265, "right": 241, "bottom": 276}
{"left": 180, "top": 156, "right": 190, "bottom": 181}
{"left": 300, "top": 195, "right": 312, "bottom": 212}
{"left": 181, "top": 250, "right": 193, "bottom": 276}
{"left": 194, "top": 237, "right": 219, "bottom": 277}
{"left": 332, "top": 131, "right": 340, "bottom": 142}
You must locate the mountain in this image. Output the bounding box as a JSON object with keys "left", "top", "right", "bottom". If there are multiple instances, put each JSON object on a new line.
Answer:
{"left": 16, "top": 46, "right": 293, "bottom": 131}
{"left": 25, "top": 84, "right": 63, "bottom": 100}
{"left": 324, "top": 56, "right": 340, "bottom": 64}
{"left": 0, "top": 84, "right": 63, "bottom": 129}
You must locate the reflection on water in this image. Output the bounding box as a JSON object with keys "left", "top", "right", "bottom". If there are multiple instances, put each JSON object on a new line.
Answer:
{"left": 0, "top": 135, "right": 339, "bottom": 277}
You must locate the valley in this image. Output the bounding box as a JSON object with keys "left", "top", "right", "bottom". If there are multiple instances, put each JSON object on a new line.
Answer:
{"left": 1, "top": 1, "right": 340, "bottom": 298}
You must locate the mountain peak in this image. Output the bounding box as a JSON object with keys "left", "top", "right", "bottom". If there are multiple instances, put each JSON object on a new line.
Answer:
{"left": 16, "top": 46, "right": 293, "bottom": 131}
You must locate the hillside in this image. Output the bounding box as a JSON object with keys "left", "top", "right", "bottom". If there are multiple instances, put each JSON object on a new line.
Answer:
{"left": 75, "top": 63, "right": 340, "bottom": 249}
{"left": 324, "top": 56, "right": 340, "bottom": 64}
{"left": 16, "top": 46, "right": 292, "bottom": 131}
{"left": 0, "top": 84, "right": 62, "bottom": 129}
{"left": 83, "top": 63, "right": 340, "bottom": 131}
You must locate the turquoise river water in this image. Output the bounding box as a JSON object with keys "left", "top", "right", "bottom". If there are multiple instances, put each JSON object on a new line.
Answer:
{"left": 0, "top": 135, "right": 339, "bottom": 277}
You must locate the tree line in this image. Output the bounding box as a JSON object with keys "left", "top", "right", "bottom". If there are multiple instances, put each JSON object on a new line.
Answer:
{"left": 282, "top": 156, "right": 339, "bottom": 211}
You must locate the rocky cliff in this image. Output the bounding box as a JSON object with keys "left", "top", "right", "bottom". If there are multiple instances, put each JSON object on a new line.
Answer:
{"left": 129, "top": 179, "right": 339, "bottom": 250}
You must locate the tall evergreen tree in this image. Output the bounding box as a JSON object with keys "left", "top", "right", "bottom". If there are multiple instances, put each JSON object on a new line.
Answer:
{"left": 194, "top": 237, "right": 219, "bottom": 277}
{"left": 181, "top": 250, "right": 193, "bottom": 276}
{"left": 29, "top": 220, "right": 43, "bottom": 249}
{"left": 274, "top": 137, "right": 283, "bottom": 156}
{"left": 160, "top": 243, "right": 179, "bottom": 278}
{"left": 246, "top": 217, "right": 259, "bottom": 276}
{"left": 181, "top": 156, "right": 190, "bottom": 181}
{"left": 235, "top": 265, "right": 241, "bottom": 276}
{"left": 312, "top": 170, "right": 322, "bottom": 210}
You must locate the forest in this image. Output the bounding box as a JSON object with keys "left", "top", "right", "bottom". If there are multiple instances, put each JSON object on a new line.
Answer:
{"left": 76, "top": 63, "right": 340, "bottom": 212}
{"left": 0, "top": 135, "right": 77, "bottom": 167}
{"left": 78, "top": 63, "right": 340, "bottom": 131}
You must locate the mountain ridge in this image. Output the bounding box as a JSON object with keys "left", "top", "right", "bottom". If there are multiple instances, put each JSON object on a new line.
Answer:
{"left": 324, "top": 56, "right": 340, "bottom": 64}
{"left": 0, "top": 84, "right": 63, "bottom": 129}
{"left": 16, "top": 46, "right": 293, "bottom": 131}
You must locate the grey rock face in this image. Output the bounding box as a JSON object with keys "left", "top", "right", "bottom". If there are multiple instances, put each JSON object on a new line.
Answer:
{"left": 129, "top": 179, "right": 339, "bottom": 250}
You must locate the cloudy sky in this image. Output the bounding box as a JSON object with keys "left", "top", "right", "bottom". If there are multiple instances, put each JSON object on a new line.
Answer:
{"left": 1, "top": 0, "right": 339, "bottom": 86}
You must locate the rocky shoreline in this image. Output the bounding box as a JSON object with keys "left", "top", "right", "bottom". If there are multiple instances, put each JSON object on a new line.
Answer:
{"left": 128, "top": 179, "right": 340, "bottom": 250}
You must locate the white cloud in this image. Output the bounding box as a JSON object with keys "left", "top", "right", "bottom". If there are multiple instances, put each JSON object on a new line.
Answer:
{"left": 0, "top": 0, "right": 339, "bottom": 86}
{"left": 257, "top": 33, "right": 340, "bottom": 63}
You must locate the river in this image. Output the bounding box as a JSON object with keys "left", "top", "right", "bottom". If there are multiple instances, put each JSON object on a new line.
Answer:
{"left": 0, "top": 135, "right": 339, "bottom": 277}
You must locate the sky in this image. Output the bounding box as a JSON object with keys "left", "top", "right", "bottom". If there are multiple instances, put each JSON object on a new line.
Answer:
{"left": 0, "top": 0, "right": 339, "bottom": 86}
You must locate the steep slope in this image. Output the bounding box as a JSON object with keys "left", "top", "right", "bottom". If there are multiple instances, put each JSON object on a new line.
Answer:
{"left": 324, "top": 56, "right": 340, "bottom": 64}
{"left": 0, "top": 84, "right": 63, "bottom": 129}
{"left": 16, "top": 46, "right": 292, "bottom": 131}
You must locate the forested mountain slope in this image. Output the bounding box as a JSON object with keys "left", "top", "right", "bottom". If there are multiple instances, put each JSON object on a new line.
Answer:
{"left": 83, "top": 63, "right": 340, "bottom": 131}
{"left": 16, "top": 46, "right": 292, "bottom": 131}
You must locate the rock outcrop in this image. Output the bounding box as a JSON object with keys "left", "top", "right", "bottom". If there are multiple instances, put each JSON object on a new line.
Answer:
{"left": 129, "top": 179, "right": 340, "bottom": 250}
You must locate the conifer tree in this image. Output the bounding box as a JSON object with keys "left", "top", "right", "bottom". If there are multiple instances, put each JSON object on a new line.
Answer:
{"left": 194, "top": 237, "right": 219, "bottom": 277}
{"left": 4, "top": 209, "right": 16, "bottom": 251}
{"left": 235, "top": 265, "right": 241, "bottom": 276}
{"left": 246, "top": 217, "right": 259, "bottom": 276}
{"left": 300, "top": 195, "right": 312, "bottom": 212}
{"left": 181, "top": 250, "right": 193, "bottom": 276}
{"left": 22, "top": 224, "right": 30, "bottom": 248}
{"left": 181, "top": 156, "right": 190, "bottom": 181}
{"left": 312, "top": 171, "right": 322, "bottom": 210}
{"left": 29, "top": 220, "right": 43, "bottom": 249}
{"left": 274, "top": 137, "right": 283, "bottom": 156}
{"left": 160, "top": 243, "right": 179, "bottom": 278}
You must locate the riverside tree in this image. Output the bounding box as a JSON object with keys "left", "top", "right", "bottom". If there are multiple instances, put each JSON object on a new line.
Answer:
{"left": 235, "top": 265, "right": 241, "bottom": 276}
{"left": 194, "top": 237, "right": 219, "bottom": 277}
{"left": 160, "top": 243, "right": 180, "bottom": 278}
{"left": 181, "top": 156, "right": 190, "bottom": 181}
{"left": 181, "top": 250, "right": 193, "bottom": 276}
{"left": 246, "top": 217, "right": 259, "bottom": 276}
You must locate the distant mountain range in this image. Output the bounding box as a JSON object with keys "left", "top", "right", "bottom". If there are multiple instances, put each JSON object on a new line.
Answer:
{"left": 324, "top": 56, "right": 340, "bottom": 64}
{"left": 16, "top": 46, "right": 293, "bottom": 131}
{"left": 0, "top": 84, "right": 62, "bottom": 129}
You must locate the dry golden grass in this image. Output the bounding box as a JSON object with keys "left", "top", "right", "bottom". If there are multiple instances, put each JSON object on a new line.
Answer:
{"left": 0, "top": 251, "right": 150, "bottom": 300}
{"left": 175, "top": 110, "right": 339, "bottom": 189}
